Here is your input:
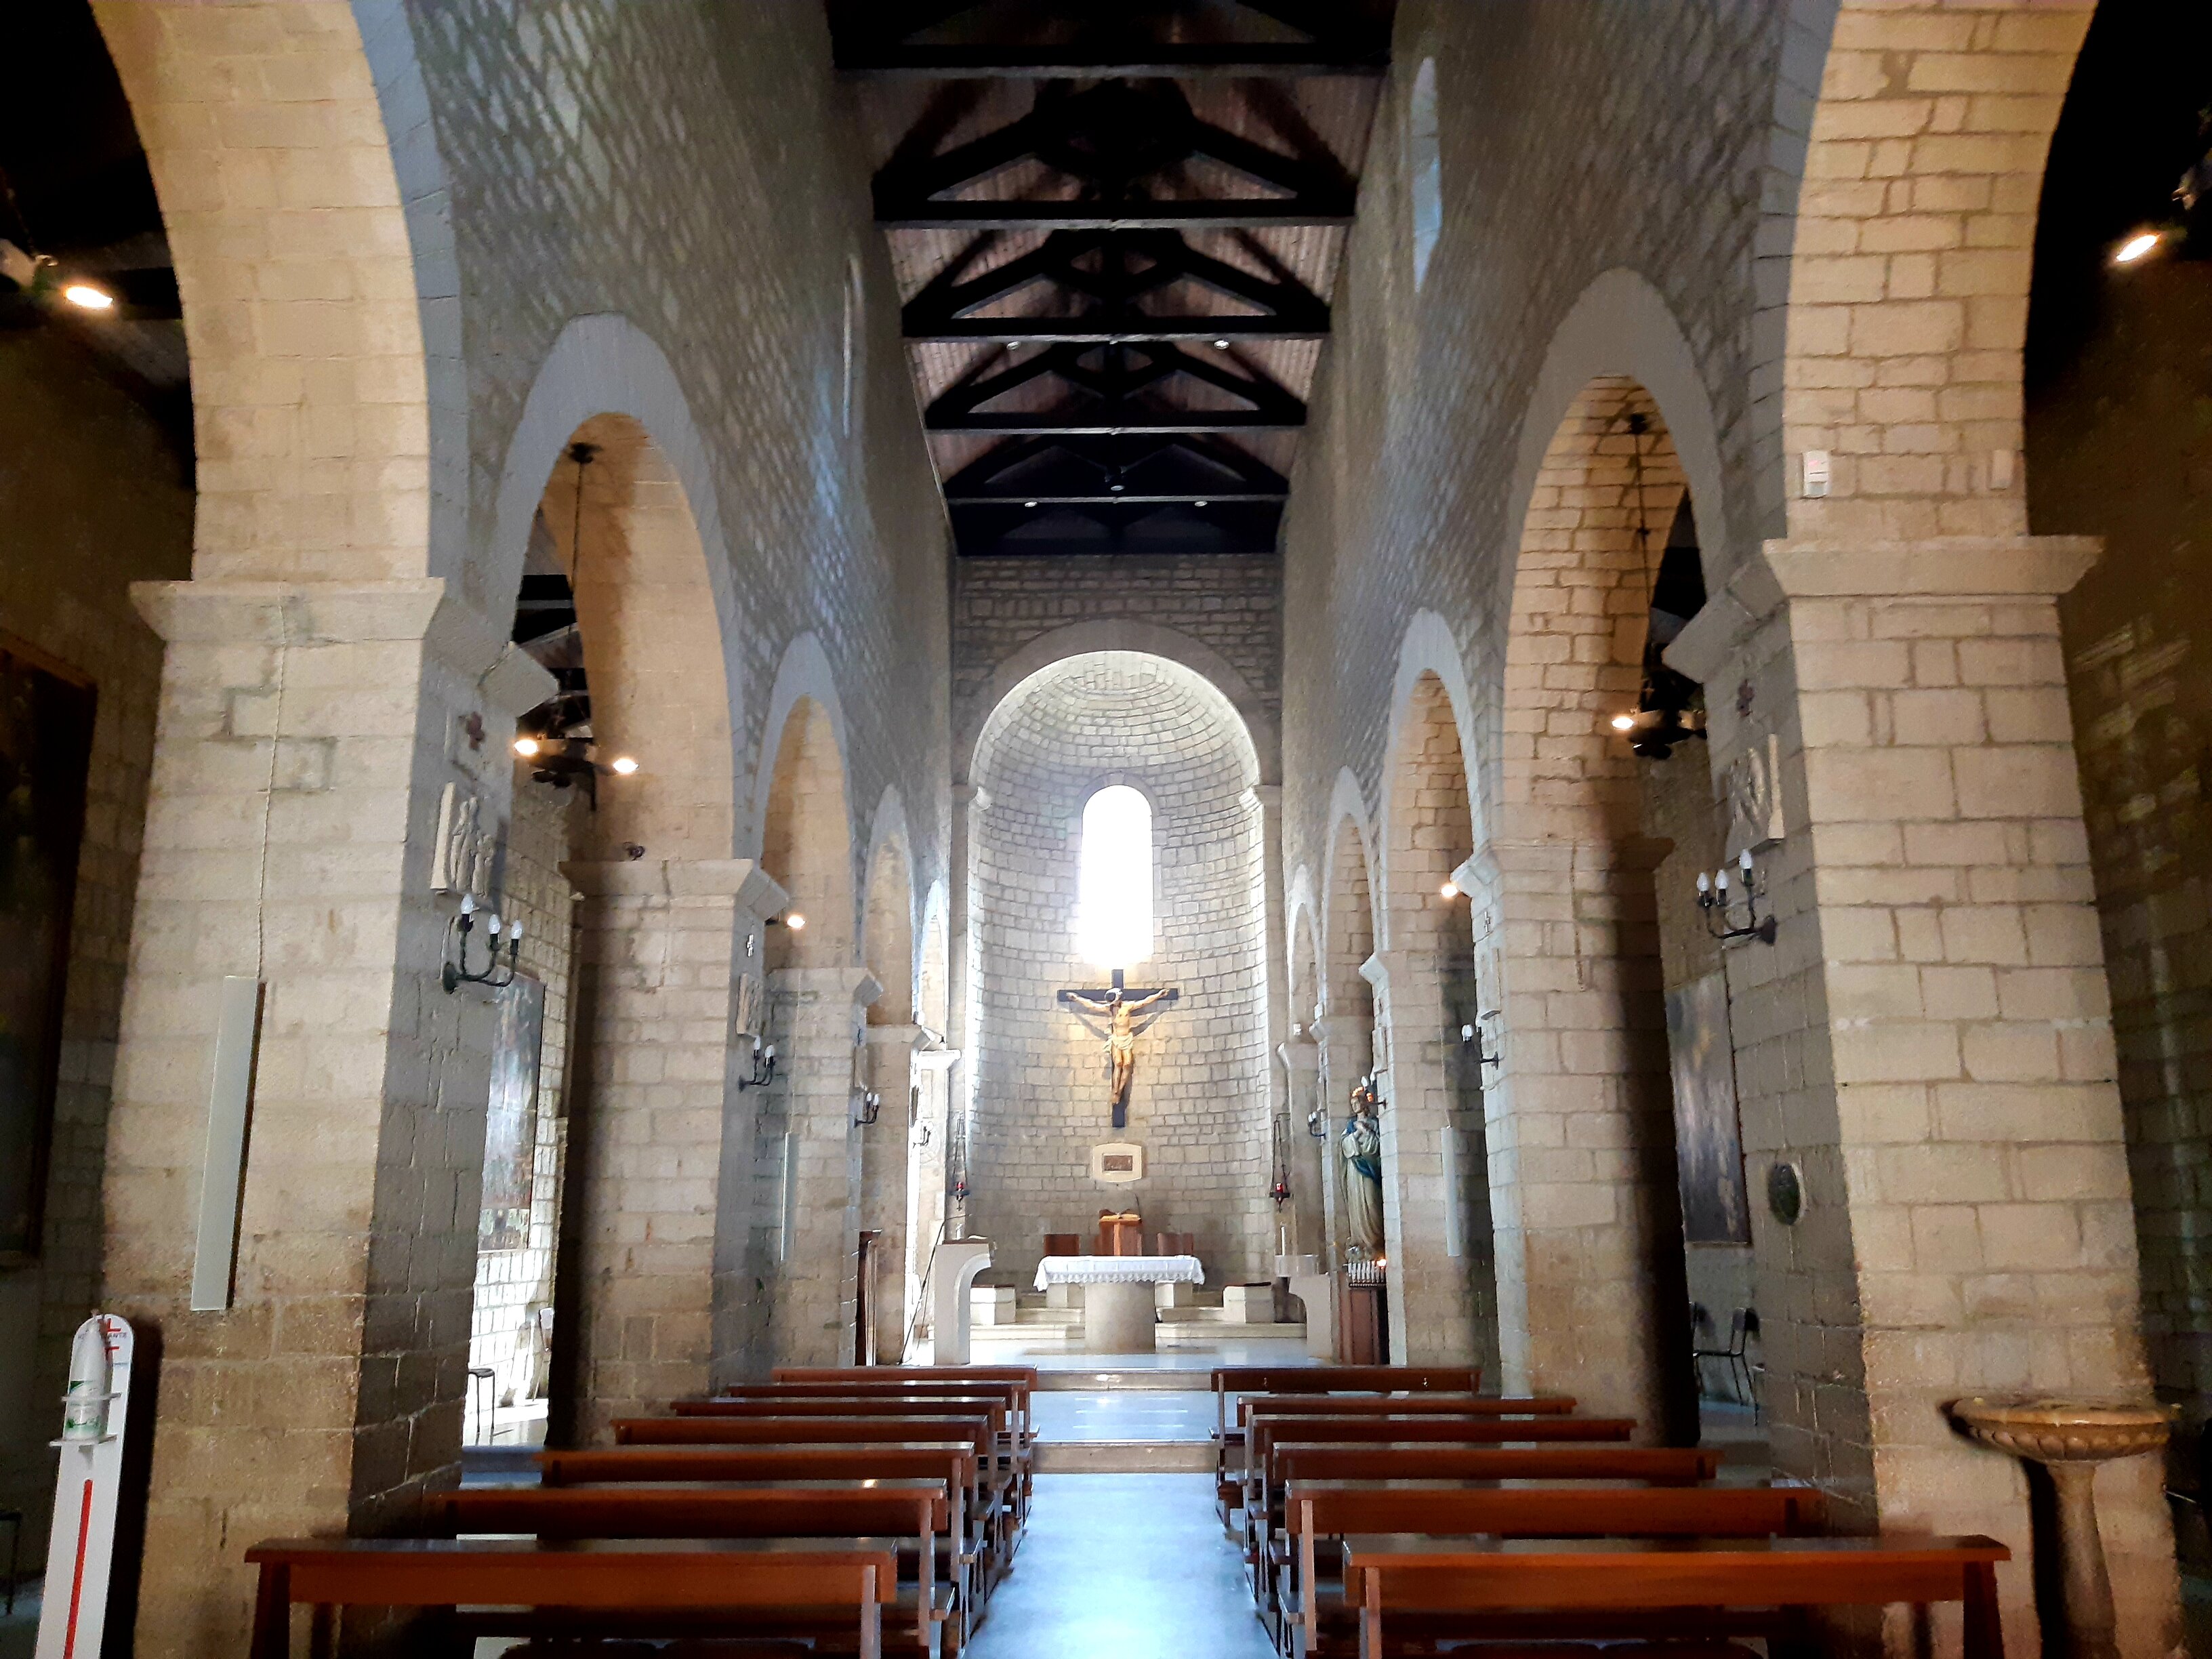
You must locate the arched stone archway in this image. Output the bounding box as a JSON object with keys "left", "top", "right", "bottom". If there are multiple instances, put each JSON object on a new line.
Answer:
{"left": 1318, "top": 804, "right": 1380, "bottom": 1274}
{"left": 1481, "top": 376, "right": 1695, "bottom": 1437}
{"left": 1374, "top": 672, "right": 1498, "bottom": 1372}
{"left": 754, "top": 688, "right": 868, "bottom": 1368}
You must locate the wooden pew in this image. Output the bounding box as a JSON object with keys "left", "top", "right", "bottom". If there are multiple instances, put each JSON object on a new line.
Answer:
{"left": 244, "top": 1535, "right": 899, "bottom": 1659}
{"left": 761, "top": 1370, "right": 1038, "bottom": 1518}
{"left": 1211, "top": 1364, "right": 1481, "bottom": 1448}
{"left": 422, "top": 1486, "right": 950, "bottom": 1652}
{"left": 674, "top": 1393, "right": 1026, "bottom": 1510}
{"left": 537, "top": 1446, "right": 981, "bottom": 1610}
{"left": 1238, "top": 1394, "right": 1575, "bottom": 1426}
{"left": 607, "top": 1420, "right": 1017, "bottom": 1580}
{"left": 1279, "top": 1483, "right": 1827, "bottom": 1656}
{"left": 1241, "top": 1414, "right": 1637, "bottom": 1530}
{"left": 1337, "top": 1533, "right": 2008, "bottom": 1659}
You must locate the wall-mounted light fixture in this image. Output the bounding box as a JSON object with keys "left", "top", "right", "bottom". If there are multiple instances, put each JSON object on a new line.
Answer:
{"left": 1306, "top": 1102, "right": 1330, "bottom": 1141}
{"left": 853, "top": 1090, "right": 883, "bottom": 1126}
{"left": 766, "top": 911, "right": 808, "bottom": 934}
{"left": 1460, "top": 1017, "right": 1502, "bottom": 1070}
{"left": 443, "top": 894, "right": 522, "bottom": 994}
{"left": 1697, "top": 847, "right": 1778, "bottom": 945}
{"left": 739, "top": 1041, "right": 779, "bottom": 1090}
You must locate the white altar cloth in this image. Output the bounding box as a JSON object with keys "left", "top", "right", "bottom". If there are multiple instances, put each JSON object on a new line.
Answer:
{"left": 1033, "top": 1254, "right": 1205, "bottom": 1290}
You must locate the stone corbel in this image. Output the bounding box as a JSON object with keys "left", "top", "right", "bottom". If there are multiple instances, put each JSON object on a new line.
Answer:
{"left": 131, "top": 576, "right": 447, "bottom": 646}
{"left": 562, "top": 858, "right": 790, "bottom": 914}
{"left": 1665, "top": 535, "right": 2102, "bottom": 687}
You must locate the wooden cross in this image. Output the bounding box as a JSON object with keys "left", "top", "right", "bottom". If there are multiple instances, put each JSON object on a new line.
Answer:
{"left": 1057, "top": 968, "right": 1181, "bottom": 1129}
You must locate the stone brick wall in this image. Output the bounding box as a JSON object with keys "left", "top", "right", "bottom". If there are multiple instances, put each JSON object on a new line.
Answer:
{"left": 952, "top": 554, "right": 1281, "bottom": 779}
{"left": 400, "top": 0, "right": 953, "bottom": 933}
{"left": 968, "top": 654, "right": 1273, "bottom": 1287}
{"left": 0, "top": 329, "right": 192, "bottom": 1557}
{"left": 466, "top": 767, "right": 583, "bottom": 1425}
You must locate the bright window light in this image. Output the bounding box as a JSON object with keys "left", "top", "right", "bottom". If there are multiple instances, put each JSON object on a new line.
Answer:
{"left": 1076, "top": 784, "right": 1153, "bottom": 969}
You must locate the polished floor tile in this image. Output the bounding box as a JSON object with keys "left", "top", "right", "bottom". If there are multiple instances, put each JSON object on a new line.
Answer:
{"left": 968, "top": 1474, "right": 1275, "bottom": 1659}
{"left": 1029, "top": 1391, "right": 1216, "bottom": 1442}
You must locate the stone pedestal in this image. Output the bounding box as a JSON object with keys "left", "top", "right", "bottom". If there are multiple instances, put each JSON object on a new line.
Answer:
{"left": 929, "top": 1240, "right": 994, "bottom": 1364}
{"left": 1084, "top": 1279, "right": 1157, "bottom": 1352}
{"left": 970, "top": 1285, "right": 1017, "bottom": 1326}
{"left": 1290, "top": 1272, "right": 1337, "bottom": 1359}
{"left": 1221, "top": 1284, "right": 1275, "bottom": 1324}
{"left": 1046, "top": 1282, "right": 1084, "bottom": 1311}
{"left": 1954, "top": 1398, "right": 2172, "bottom": 1659}
{"left": 1155, "top": 1280, "right": 1195, "bottom": 1309}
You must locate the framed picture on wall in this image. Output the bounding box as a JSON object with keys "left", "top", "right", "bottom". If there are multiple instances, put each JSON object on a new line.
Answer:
{"left": 1665, "top": 970, "right": 1751, "bottom": 1246}
{"left": 0, "top": 634, "right": 97, "bottom": 1265}
{"left": 480, "top": 972, "right": 546, "bottom": 1253}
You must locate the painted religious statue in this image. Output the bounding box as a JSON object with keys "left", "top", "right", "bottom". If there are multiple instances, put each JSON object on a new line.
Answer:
{"left": 1058, "top": 977, "right": 1179, "bottom": 1128}
{"left": 1341, "top": 1078, "right": 1385, "bottom": 1257}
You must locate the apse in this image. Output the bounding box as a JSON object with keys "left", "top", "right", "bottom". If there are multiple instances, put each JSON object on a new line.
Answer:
{"left": 966, "top": 651, "right": 1272, "bottom": 1289}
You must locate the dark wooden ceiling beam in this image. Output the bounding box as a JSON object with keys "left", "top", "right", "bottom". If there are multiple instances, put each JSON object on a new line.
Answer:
{"left": 928, "top": 410, "right": 1304, "bottom": 434}
{"left": 912, "top": 317, "right": 1327, "bottom": 342}
{"left": 878, "top": 200, "right": 1351, "bottom": 230}
{"left": 836, "top": 44, "right": 1387, "bottom": 77}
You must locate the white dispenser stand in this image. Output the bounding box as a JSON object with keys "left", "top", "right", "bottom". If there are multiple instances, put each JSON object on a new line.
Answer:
{"left": 930, "top": 1240, "right": 994, "bottom": 1364}
{"left": 36, "top": 1313, "right": 136, "bottom": 1659}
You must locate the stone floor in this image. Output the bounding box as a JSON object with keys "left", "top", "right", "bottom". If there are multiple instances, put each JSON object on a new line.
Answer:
{"left": 1030, "top": 1390, "right": 1215, "bottom": 1442}
{"left": 967, "top": 1473, "right": 1273, "bottom": 1659}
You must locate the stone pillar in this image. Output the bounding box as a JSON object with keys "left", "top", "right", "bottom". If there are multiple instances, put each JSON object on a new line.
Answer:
{"left": 947, "top": 784, "right": 980, "bottom": 1240}
{"left": 1464, "top": 838, "right": 1684, "bottom": 1435}
{"left": 764, "top": 966, "right": 879, "bottom": 1368}
{"left": 1279, "top": 1033, "right": 1324, "bottom": 1256}
{"left": 104, "top": 578, "right": 550, "bottom": 1652}
{"left": 1364, "top": 949, "right": 1490, "bottom": 1366}
{"left": 909, "top": 1047, "right": 958, "bottom": 1338}
{"left": 1256, "top": 783, "right": 1292, "bottom": 1268}
{"left": 1670, "top": 537, "right": 2179, "bottom": 1655}
{"left": 560, "top": 857, "right": 779, "bottom": 1438}
{"left": 862, "top": 1023, "right": 926, "bottom": 1360}
{"left": 1311, "top": 1012, "right": 1370, "bottom": 1262}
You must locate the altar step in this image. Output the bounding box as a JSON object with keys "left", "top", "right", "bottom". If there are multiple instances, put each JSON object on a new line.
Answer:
{"left": 1033, "top": 1439, "right": 1215, "bottom": 1473}
{"left": 1033, "top": 1370, "right": 1216, "bottom": 1391}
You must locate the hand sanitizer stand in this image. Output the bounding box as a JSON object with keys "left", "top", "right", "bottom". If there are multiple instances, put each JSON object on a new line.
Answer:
{"left": 36, "top": 1314, "right": 136, "bottom": 1659}
{"left": 930, "top": 1240, "right": 994, "bottom": 1364}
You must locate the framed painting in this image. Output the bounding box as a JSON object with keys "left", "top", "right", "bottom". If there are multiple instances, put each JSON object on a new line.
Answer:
{"left": 0, "top": 636, "right": 96, "bottom": 1265}
{"left": 1664, "top": 969, "right": 1750, "bottom": 1246}
{"left": 480, "top": 972, "right": 546, "bottom": 1252}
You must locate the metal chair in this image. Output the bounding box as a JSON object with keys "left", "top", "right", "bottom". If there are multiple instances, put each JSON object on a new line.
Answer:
{"left": 1692, "top": 1306, "right": 1759, "bottom": 1419}
{"left": 467, "top": 1365, "right": 499, "bottom": 1446}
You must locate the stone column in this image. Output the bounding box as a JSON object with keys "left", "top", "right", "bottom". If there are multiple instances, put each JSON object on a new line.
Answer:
{"left": 1279, "top": 1033, "right": 1324, "bottom": 1256}
{"left": 1462, "top": 838, "right": 1684, "bottom": 1435}
{"left": 560, "top": 857, "right": 780, "bottom": 1437}
{"left": 1256, "top": 783, "right": 1292, "bottom": 1267}
{"left": 947, "top": 784, "right": 981, "bottom": 1239}
{"left": 1364, "top": 949, "right": 1492, "bottom": 1366}
{"left": 105, "top": 578, "right": 550, "bottom": 1652}
{"left": 909, "top": 1047, "right": 958, "bottom": 1338}
{"left": 763, "top": 966, "right": 880, "bottom": 1368}
{"left": 1311, "top": 1012, "right": 1370, "bottom": 1261}
{"left": 1670, "top": 537, "right": 2178, "bottom": 1653}
{"left": 862, "top": 1023, "right": 926, "bottom": 1359}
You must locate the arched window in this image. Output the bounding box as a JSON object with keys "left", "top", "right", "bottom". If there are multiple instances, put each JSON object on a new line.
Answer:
{"left": 1409, "top": 57, "right": 1441, "bottom": 290}
{"left": 1075, "top": 784, "right": 1153, "bottom": 968}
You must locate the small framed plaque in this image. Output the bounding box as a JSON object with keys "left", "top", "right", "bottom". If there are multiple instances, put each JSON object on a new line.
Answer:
{"left": 1090, "top": 1141, "right": 1145, "bottom": 1184}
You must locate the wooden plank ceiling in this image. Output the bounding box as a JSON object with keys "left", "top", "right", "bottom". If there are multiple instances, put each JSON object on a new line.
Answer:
{"left": 836, "top": 1, "right": 1393, "bottom": 558}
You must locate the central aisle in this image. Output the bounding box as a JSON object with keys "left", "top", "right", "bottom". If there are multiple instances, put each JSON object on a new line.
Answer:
{"left": 966, "top": 1473, "right": 1276, "bottom": 1659}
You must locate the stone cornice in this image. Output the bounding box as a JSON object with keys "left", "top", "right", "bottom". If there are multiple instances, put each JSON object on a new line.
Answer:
{"left": 565, "top": 857, "right": 790, "bottom": 914}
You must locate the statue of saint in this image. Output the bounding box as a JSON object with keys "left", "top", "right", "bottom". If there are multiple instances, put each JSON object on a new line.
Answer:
{"left": 1061, "top": 984, "right": 1175, "bottom": 1117}
{"left": 1340, "top": 1081, "right": 1385, "bottom": 1256}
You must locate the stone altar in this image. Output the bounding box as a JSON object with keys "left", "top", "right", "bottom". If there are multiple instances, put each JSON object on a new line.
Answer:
{"left": 1035, "top": 1254, "right": 1205, "bottom": 1353}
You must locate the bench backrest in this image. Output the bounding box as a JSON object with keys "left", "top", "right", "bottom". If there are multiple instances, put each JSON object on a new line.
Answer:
{"left": 1252, "top": 1414, "right": 1634, "bottom": 1467}
{"left": 672, "top": 1395, "right": 1008, "bottom": 1435}
{"left": 430, "top": 1486, "right": 941, "bottom": 1539}
{"left": 613, "top": 1414, "right": 994, "bottom": 1459}
{"left": 1268, "top": 1446, "right": 1721, "bottom": 1488}
{"left": 539, "top": 1444, "right": 976, "bottom": 1494}
{"left": 1240, "top": 1394, "right": 1573, "bottom": 1426}
{"left": 776, "top": 1365, "right": 1038, "bottom": 1390}
{"left": 1288, "top": 1483, "right": 1825, "bottom": 1540}
{"left": 1212, "top": 1366, "right": 1481, "bottom": 1433}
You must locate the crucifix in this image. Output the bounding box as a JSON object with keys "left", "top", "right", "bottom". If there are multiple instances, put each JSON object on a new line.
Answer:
{"left": 1057, "top": 968, "right": 1181, "bottom": 1130}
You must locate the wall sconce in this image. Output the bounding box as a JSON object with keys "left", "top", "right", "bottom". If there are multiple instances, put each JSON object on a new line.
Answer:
{"left": 854, "top": 1090, "right": 883, "bottom": 1126}
{"left": 1307, "top": 1103, "right": 1330, "bottom": 1141}
{"left": 739, "top": 1040, "right": 778, "bottom": 1090}
{"left": 443, "top": 894, "right": 520, "bottom": 994}
{"left": 1461, "top": 1017, "right": 1501, "bottom": 1069}
{"left": 765, "top": 911, "right": 808, "bottom": 933}
{"left": 1698, "top": 848, "right": 1778, "bottom": 945}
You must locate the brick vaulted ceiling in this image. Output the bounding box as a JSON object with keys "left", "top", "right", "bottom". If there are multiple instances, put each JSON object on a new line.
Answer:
{"left": 834, "top": 1, "right": 1394, "bottom": 558}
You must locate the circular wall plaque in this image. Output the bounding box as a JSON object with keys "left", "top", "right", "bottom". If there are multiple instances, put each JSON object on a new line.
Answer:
{"left": 1766, "top": 1161, "right": 1804, "bottom": 1226}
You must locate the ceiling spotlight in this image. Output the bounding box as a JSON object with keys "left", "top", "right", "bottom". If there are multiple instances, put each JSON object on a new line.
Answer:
{"left": 785, "top": 912, "right": 807, "bottom": 932}
{"left": 512, "top": 736, "right": 541, "bottom": 758}
{"left": 1610, "top": 713, "right": 1637, "bottom": 733}
{"left": 1024, "top": 499, "right": 1039, "bottom": 508}
{"left": 1109, "top": 483, "right": 1125, "bottom": 493}
{"left": 62, "top": 282, "right": 114, "bottom": 311}
{"left": 1194, "top": 499, "right": 1209, "bottom": 508}
{"left": 1439, "top": 880, "right": 1459, "bottom": 900}
{"left": 609, "top": 755, "right": 640, "bottom": 775}
{"left": 2114, "top": 231, "right": 2163, "bottom": 265}
{"left": 1212, "top": 339, "right": 1229, "bottom": 349}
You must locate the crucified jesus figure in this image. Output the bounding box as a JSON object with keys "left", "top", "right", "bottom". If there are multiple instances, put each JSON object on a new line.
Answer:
{"left": 1061, "top": 985, "right": 1174, "bottom": 1117}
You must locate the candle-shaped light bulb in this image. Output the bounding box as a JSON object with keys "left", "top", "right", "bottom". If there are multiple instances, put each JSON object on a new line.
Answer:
{"left": 459, "top": 894, "right": 476, "bottom": 916}
{"left": 1715, "top": 869, "right": 1729, "bottom": 893}
{"left": 509, "top": 921, "right": 524, "bottom": 944}
{"left": 1696, "top": 872, "right": 1711, "bottom": 895}
{"left": 1739, "top": 847, "right": 1754, "bottom": 874}
{"left": 764, "top": 1045, "right": 776, "bottom": 1063}
{"left": 487, "top": 916, "right": 502, "bottom": 938}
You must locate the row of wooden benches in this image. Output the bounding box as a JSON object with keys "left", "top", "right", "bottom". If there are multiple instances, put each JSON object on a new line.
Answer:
{"left": 246, "top": 1366, "right": 1042, "bottom": 1658}
{"left": 1206, "top": 1364, "right": 2008, "bottom": 1659}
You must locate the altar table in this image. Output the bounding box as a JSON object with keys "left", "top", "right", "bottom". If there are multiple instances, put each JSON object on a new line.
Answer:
{"left": 1034, "top": 1255, "right": 1205, "bottom": 1353}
